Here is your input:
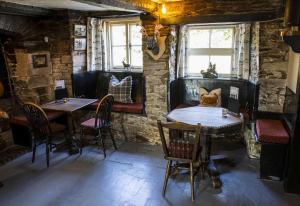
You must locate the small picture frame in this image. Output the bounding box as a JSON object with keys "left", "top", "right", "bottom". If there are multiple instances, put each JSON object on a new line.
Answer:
{"left": 74, "top": 38, "right": 86, "bottom": 51}
{"left": 74, "top": 25, "right": 86, "bottom": 37}
{"left": 32, "top": 54, "right": 48, "bottom": 68}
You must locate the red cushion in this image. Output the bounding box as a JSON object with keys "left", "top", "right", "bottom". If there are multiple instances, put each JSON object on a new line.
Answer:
{"left": 112, "top": 103, "right": 143, "bottom": 114}
{"left": 256, "top": 119, "right": 289, "bottom": 144}
{"left": 89, "top": 101, "right": 143, "bottom": 114}
{"left": 175, "top": 103, "right": 193, "bottom": 109}
{"left": 10, "top": 111, "right": 66, "bottom": 127}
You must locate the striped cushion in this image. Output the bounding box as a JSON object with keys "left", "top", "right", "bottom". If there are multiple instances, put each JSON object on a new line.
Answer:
{"left": 108, "top": 75, "right": 132, "bottom": 103}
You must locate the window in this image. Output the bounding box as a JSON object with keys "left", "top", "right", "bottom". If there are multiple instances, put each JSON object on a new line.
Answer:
{"left": 106, "top": 19, "right": 143, "bottom": 71}
{"left": 186, "top": 26, "right": 235, "bottom": 77}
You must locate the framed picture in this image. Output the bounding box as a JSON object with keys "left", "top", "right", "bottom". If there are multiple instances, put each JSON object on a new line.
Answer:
{"left": 74, "top": 38, "right": 86, "bottom": 50}
{"left": 32, "top": 54, "right": 47, "bottom": 68}
{"left": 74, "top": 25, "right": 86, "bottom": 37}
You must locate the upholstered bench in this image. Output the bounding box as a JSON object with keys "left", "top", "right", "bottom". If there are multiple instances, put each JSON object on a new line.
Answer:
{"left": 256, "top": 119, "right": 289, "bottom": 180}
{"left": 89, "top": 102, "right": 144, "bottom": 114}
{"left": 9, "top": 111, "right": 67, "bottom": 147}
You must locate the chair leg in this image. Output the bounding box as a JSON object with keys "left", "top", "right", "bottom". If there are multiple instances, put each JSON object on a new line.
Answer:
{"left": 99, "top": 129, "right": 106, "bottom": 158}
{"left": 32, "top": 139, "right": 36, "bottom": 163}
{"left": 190, "top": 162, "right": 195, "bottom": 202}
{"left": 46, "top": 143, "right": 50, "bottom": 168}
{"left": 162, "top": 160, "right": 172, "bottom": 196}
{"left": 108, "top": 128, "right": 117, "bottom": 150}
{"left": 79, "top": 127, "right": 84, "bottom": 155}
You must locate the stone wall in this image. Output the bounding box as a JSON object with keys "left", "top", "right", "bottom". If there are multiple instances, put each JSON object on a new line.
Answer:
{"left": 258, "top": 19, "right": 289, "bottom": 112}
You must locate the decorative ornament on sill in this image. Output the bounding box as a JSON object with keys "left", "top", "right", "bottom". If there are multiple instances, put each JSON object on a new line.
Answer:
{"left": 140, "top": 24, "right": 166, "bottom": 61}
{"left": 201, "top": 63, "right": 218, "bottom": 79}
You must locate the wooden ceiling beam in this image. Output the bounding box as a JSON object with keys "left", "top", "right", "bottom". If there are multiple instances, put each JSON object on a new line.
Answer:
{"left": 74, "top": 0, "right": 157, "bottom": 13}
{"left": 0, "top": 2, "right": 54, "bottom": 17}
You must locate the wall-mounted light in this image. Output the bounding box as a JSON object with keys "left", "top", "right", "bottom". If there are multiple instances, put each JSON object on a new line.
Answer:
{"left": 161, "top": 3, "right": 167, "bottom": 14}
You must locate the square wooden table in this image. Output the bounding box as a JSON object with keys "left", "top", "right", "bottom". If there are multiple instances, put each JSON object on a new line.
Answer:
{"left": 41, "top": 98, "right": 97, "bottom": 113}
{"left": 41, "top": 98, "right": 98, "bottom": 154}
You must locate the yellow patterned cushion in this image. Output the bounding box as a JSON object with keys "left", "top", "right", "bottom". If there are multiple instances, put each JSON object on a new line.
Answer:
{"left": 199, "top": 88, "right": 221, "bottom": 107}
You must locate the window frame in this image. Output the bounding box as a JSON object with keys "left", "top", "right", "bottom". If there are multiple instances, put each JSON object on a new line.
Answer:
{"left": 105, "top": 18, "right": 143, "bottom": 72}
{"left": 185, "top": 25, "right": 236, "bottom": 78}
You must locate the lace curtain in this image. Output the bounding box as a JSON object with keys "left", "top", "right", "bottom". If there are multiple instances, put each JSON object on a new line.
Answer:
{"left": 232, "top": 24, "right": 251, "bottom": 79}
{"left": 87, "top": 18, "right": 106, "bottom": 71}
{"left": 176, "top": 25, "right": 188, "bottom": 78}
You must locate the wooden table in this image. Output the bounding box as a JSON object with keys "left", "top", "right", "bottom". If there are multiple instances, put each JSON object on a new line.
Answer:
{"left": 41, "top": 98, "right": 98, "bottom": 154}
{"left": 167, "top": 106, "right": 243, "bottom": 188}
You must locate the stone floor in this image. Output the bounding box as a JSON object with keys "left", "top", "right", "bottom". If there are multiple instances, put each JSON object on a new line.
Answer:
{"left": 0, "top": 140, "right": 299, "bottom": 206}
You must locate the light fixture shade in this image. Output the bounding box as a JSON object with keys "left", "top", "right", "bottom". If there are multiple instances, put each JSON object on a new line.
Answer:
{"left": 161, "top": 3, "right": 167, "bottom": 14}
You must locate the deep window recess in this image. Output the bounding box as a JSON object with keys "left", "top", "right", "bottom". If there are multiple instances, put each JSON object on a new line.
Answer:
{"left": 106, "top": 19, "right": 143, "bottom": 72}
{"left": 186, "top": 25, "right": 235, "bottom": 77}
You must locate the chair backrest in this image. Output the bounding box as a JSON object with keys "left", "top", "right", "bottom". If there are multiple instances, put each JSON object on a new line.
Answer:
{"left": 157, "top": 120, "right": 202, "bottom": 162}
{"left": 95, "top": 94, "right": 114, "bottom": 128}
{"left": 22, "top": 102, "right": 51, "bottom": 140}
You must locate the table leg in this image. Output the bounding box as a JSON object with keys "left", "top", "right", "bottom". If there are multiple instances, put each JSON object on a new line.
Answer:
{"left": 66, "top": 113, "right": 79, "bottom": 155}
{"left": 204, "top": 133, "right": 222, "bottom": 189}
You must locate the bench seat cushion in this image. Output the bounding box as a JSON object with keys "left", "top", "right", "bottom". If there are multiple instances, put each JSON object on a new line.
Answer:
{"left": 89, "top": 101, "right": 143, "bottom": 114}
{"left": 10, "top": 111, "right": 66, "bottom": 127}
{"left": 256, "top": 119, "right": 289, "bottom": 144}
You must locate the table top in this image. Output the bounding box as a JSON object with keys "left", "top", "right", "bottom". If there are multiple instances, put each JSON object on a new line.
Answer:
{"left": 167, "top": 106, "right": 243, "bottom": 129}
{"left": 41, "top": 98, "right": 98, "bottom": 113}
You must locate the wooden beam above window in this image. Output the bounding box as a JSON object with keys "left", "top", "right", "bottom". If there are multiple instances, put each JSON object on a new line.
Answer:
{"left": 160, "top": 11, "right": 282, "bottom": 25}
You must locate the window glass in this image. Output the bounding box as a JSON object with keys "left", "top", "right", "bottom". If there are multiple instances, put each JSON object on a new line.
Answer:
{"left": 112, "top": 46, "right": 126, "bottom": 67}
{"left": 210, "top": 55, "right": 232, "bottom": 74}
{"left": 210, "top": 29, "right": 233, "bottom": 48}
{"left": 111, "top": 25, "right": 126, "bottom": 46}
{"left": 188, "top": 55, "right": 209, "bottom": 73}
{"left": 130, "top": 24, "right": 142, "bottom": 46}
{"left": 188, "top": 29, "right": 209, "bottom": 48}
{"left": 130, "top": 46, "right": 143, "bottom": 67}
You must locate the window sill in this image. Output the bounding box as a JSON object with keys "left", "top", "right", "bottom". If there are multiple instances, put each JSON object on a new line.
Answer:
{"left": 107, "top": 68, "right": 143, "bottom": 73}
{"left": 181, "top": 76, "right": 247, "bottom": 82}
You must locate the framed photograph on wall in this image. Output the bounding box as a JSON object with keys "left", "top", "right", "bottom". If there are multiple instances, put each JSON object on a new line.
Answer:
{"left": 74, "top": 38, "right": 86, "bottom": 50}
{"left": 32, "top": 54, "right": 48, "bottom": 68}
{"left": 74, "top": 25, "right": 86, "bottom": 36}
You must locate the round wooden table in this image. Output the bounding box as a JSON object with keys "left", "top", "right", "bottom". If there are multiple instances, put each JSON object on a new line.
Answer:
{"left": 167, "top": 106, "right": 244, "bottom": 188}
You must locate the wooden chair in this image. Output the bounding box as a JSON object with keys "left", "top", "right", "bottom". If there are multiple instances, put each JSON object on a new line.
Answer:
{"left": 157, "top": 120, "right": 203, "bottom": 202}
{"left": 22, "top": 102, "right": 67, "bottom": 167}
{"left": 79, "top": 94, "right": 117, "bottom": 158}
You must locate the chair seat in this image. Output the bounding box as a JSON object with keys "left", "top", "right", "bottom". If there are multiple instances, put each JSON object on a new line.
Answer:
{"left": 50, "top": 123, "right": 66, "bottom": 133}
{"left": 256, "top": 119, "right": 289, "bottom": 144}
{"left": 81, "top": 118, "right": 111, "bottom": 128}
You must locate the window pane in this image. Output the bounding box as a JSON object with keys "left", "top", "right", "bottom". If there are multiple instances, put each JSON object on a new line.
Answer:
{"left": 188, "top": 29, "right": 209, "bottom": 48}
{"left": 130, "top": 46, "right": 142, "bottom": 67}
{"left": 112, "top": 46, "right": 126, "bottom": 67}
{"left": 111, "top": 25, "right": 126, "bottom": 46}
{"left": 187, "top": 55, "right": 209, "bottom": 73}
{"left": 211, "top": 29, "right": 233, "bottom": 48}
{"left": 130, "top": 24, "right": 142, "bottom": 45}
{"left": 210, "top": 56, "right": 232, "bottom": 74}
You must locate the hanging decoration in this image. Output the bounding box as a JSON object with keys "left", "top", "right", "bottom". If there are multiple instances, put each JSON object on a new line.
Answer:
{"left": 140, "top": 24, "right": 167, "bottom": 61}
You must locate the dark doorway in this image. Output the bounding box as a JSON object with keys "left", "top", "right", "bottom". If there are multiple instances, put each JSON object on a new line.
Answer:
{"left": 0, "top": 35, "right": 12, "bottom": 98}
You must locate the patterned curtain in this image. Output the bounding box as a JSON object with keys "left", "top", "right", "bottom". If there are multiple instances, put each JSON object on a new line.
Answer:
{"left": 232, "top": 24, "right": 251, "bottom": 79}
{"left": 87, "top": 18, "right": 106, "bottom": 71}
{"left": 176, "top": 25, "right": 188, "bottom": 78}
